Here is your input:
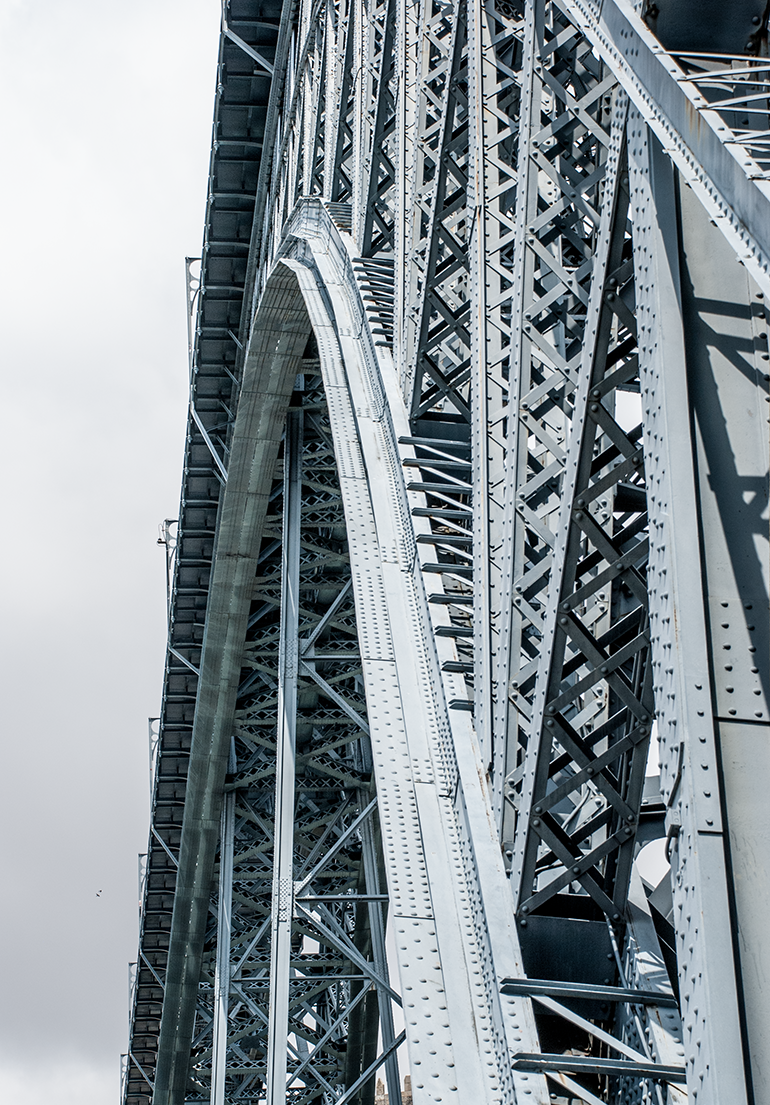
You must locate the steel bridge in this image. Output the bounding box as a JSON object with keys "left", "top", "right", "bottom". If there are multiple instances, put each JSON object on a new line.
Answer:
{"left": 123, "top": 1, "right": 770, "bottom": 1103}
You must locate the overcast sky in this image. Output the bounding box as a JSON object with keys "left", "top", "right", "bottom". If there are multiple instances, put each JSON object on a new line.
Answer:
{"left": 0, "top": 2, "right": 221, "bottom": 1101}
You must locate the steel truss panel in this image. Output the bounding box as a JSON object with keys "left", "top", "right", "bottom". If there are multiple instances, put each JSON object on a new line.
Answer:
{"left": 125, "top": 1, "right": 770, "bottom": 1103}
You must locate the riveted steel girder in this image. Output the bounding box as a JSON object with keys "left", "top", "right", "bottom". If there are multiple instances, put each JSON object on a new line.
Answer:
{"left": 124, "top": 1, "right": 770, "bottom": 1103}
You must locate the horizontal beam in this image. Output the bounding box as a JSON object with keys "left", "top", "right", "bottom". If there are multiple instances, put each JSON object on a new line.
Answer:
{"left": 501, "top": 977, "right": 678, "bottom": 1007}
{"left": 513, "top": 1053, "right": 687, "bottom": 1082}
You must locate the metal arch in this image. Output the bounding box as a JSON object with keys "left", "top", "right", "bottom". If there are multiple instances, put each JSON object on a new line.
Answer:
{"left": 205, "top": 370, "right": 403, "bottom": 1105}
{"left": 136, "top": 200, "right": 551, "bottom": 1105}
{"left": 151, "top": 267, "right": 314, "bottom": 1105}
{"left": 281, "top": 200, "right": 550, "bottom": 1104}
{"left": 126, "top": 0, "right": 770, "bottom": 1102}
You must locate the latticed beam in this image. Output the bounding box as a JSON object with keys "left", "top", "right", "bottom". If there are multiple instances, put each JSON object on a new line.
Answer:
{"left": 125, "top": 1, "right": 770, "bottom": 1103}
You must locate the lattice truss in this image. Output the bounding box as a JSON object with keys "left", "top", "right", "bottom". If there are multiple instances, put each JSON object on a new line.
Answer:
{"left": 125, "top": 0, "right": 770, "bottom": 1103}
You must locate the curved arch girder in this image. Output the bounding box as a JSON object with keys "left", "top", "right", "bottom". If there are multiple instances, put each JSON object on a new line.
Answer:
{"left": 154, "top": 198, "right": 549, "bottom": 1105}
{"left": 278, "top": 199, "right": 548, "bottom": 1105}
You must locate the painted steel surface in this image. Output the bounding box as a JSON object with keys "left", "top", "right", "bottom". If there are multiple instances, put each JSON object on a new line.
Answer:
{"left": 124, "top": 2, "right": 770, "bottom": 1103}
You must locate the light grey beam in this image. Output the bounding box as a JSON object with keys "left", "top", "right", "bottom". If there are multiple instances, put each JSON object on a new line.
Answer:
{"left": 265, "top": 407, "right": 303, "bottom": 1105}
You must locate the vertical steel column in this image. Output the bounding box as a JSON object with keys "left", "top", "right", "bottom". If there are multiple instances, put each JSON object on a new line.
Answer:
{"left": 210, "top": 771, "right": 235, "bottom": 1105}
{"left": 358, "top": 816, "right": 402, "bottom": 1105}
{"left": 394, "top": 0, "right": 419, "bottom": 394}
{"left": 629, "top": 118, "right": 753, "bottom": 1105}
{"left": 361, "top": 0, "right": 397, "bottom": 257}
{"left": 675, "top": 180, "right": 770, "bottom": 1103}
{"left": 467, "top": 0, "right": 496, "bottom": 768}
{"left": 491, "top": 0, "right": 619, "bottom": 832}
{"left": 494, "top": 0, "right": 540, "bottom": 824}
{"left": 467, "top": 0, "right": 525, "bottom": 773}
{"left": 265, "top": 406, "right": 303, "bottom": 1105}
{"left": 327, "top": 0, "right": 357, "bottom": 202}
{"left": 510, "top": 96, "right": 653, "bottom": 922}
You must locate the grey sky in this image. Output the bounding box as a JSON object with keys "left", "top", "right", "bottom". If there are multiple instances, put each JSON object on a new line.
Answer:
{"left": 0, "top": 1, "right": 220, "bottom": 1100}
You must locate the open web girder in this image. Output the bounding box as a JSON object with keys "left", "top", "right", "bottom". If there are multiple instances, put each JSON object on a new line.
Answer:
{"left": 124, "top": 1, "right": 770, "bottom": 1103}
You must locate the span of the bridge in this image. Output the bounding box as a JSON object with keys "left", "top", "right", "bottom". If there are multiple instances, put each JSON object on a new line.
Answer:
{"left": 123, "top": 2, "right": 770, "bottom": 1104}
